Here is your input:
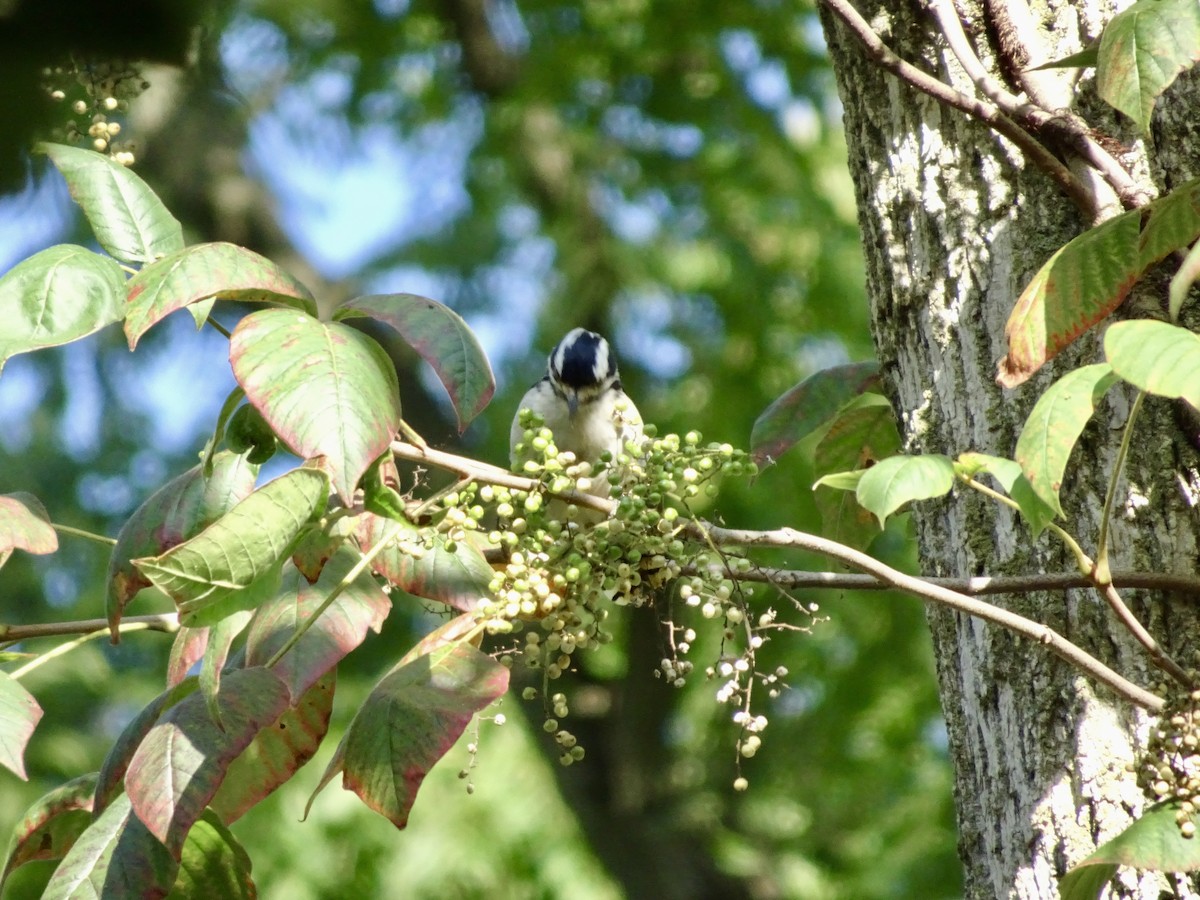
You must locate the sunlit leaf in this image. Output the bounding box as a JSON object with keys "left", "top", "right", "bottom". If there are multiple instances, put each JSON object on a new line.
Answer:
{"left": 998, "top": 180, "right": 1200, "bottom": 386}
{"left": 133, "top": 468, "right": 328, "bottom": 625}
{"left": 855, "top": 455, "right": 955, "bottom": 527}
{"left": 126, "top": 667, "right": 290, "bottom": 856}
{"left": 812, "top": 470, "right": 867, "bottom": 492}
{"left": 359, "top": 513, "right": 493, "bottom": 612}
{"left": 1104, "top": 320, "right": 1200, "bottom": 408}
{"left": 0, "top": 245, "right": 125, "bottom": 373}
{"left": 1096, "top": 0, "right": 1200, "bottom": 130}
{"left": 0, "top": 671, "right": 43, "bottom": 780}
{"left": 168, "top": 810, "right": 255, "bottom": 899}
{"left": 1060, "top": 802, "right": 1200, "bottom": 899}
{"left": 2, "top": 774, "right": 96, "bottom": 886}
{"left": 245, "top": 547, "right": 390, "bottom": 700}
{"left": 199, "top": 610, "right": 254, "bottom": 729}
{"left": 38, "top": 142, "right": 184, "bottom": 265}
{"left": 209, "top": 669, "right": 335, "bottom": 825}
{"left": 166, "top": 629, "right": 208, "bottom": 689}
{"left": 1014, "top": 363, "right": 1118, "bottom": 518}
{"left": 124, "top": 242, "right": 316, "bottom": 349}
{"left": 749, "top": 361, "right": 882, "bottom": 466}
{"left": 336, "top": 293, "right": 495, "bottom": 432}
{"left": 42, "top": 794, "right": 178, "bottom": 900}
{"left": 107, "top": 452, "right": 258, "bottom": 636}
{"left": 0, "top": 492, "right": 57, "bottom": 558}
{"left": 230, "top": 309, "right": 402, "bottom": 503}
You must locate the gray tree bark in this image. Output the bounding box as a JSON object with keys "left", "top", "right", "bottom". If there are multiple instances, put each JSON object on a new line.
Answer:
{"left": 821, "top": 1, "right": 1200, "bottom": 897}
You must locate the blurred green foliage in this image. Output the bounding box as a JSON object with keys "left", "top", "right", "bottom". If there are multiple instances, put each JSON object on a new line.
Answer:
{"left": 0, "top": 1, "right": 960, "bottom": 897}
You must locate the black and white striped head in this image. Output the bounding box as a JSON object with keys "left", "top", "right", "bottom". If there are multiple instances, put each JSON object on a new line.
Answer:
{"left": 547, "top": 327, "right": 620, "bottom": 414}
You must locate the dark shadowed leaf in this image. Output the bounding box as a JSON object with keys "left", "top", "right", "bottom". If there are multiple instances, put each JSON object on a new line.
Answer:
{"left": 1014, "top": 364, "right": 1119, "bottom": 517}
{"left": 1096, "top": 0, "right": 1200, "bottom": 130}
{"left": 38, "top": 142, "right": 184, "bottom": 265}
{"left": 749, "top": 361, "right": 882, "bottom": 466}
{"left": 133, "top": 468, "right": 328, "bottom": 626}
{"left": 1104, "top": 320, "right": 1200, "bottom": 408}
{"left": 106, "top": 452, "right": 258, "bottom": 636}
{"left": 336, "top": 293, "right": 495, "bottom": 432}
{"left": 855, "top": 454, "right": 955, "bottom": 527}
{"left": 1060, "top": 802, "right": 1200, "bottom": 899}
{"left": 124, "top": 242, "right": 316, "bottom": 349}
{"left": 41, "top": 794, "right": 178, "bottom": 900}
{"left": 245, "top": 547, "right": 390, "bottom": 700}
{"left": 230, "top": 309, "right": 402, "bottom": 503}
{"left": 0, "top": 492, "right": 57, "bottom": 558}
{"left": 167, "top": 810, "right": 255, "bottom": 899}
{"left": 0, "top": 671, "right": 43, "bottom": 780}
{"left": 359, "top": 513, "right": 493, "bottom": 612}
{"left": 0, "top": 245, "right": 125, "bottom": 373}
{"left": 2, "top": 773, "right": 96, "bottom": 886}
{"left": 94, "top": 679, "right": 199, "bottom": 817}
{"left": 209, "top": 669, "right": 335, "bottom": 825}
{"left": 126, "top": 668, "right": 290, "bottom": 857}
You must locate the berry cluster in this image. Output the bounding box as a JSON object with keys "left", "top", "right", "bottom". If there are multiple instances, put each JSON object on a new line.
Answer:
{"left": 44, "top": 59, "right": 147, "bottom": 165}
{"left": 1136, "top": 683, "right": 1200, "bottom": 838}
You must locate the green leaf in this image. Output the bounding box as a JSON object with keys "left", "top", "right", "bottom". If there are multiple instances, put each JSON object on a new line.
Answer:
{"left": 812, "top": 470, "right": 867, "bottom": 492}
{"left": 167, "top": 809, "right": 255, "bottom": 899}
{"left": 955, "top": 452, "right": 1056, "bottom": 537}
{"left": 1029, "top": 44, "right": 1099, "bottom": 71}
{"left": 230, "top": 309, "right": 402, "bottom": 504}
{"left": 1014, "top": 363, "right": 1118, "bottom": 518}
{"left": 749, "top": 361, "right": 882, "bottom": 466}
{"left": 2, "top": 774, "right": 96, "bottom": 887}
{"left": 106, "top": 452, "right": 258, "bottom": 636}
{"left": 166, "top": 629, "right": 208, "bottom": 689}
{"left": 337, "top": 642, "right": 508, "bottom": 828}
{"left": 855, "top": 455, "right": 955, "bottom": 527}
{"left": 1096, "top": 0, "right": 1200, "bottom": 130}
{"left": 335, "top": 293, "right": 495, "bottom": 432}
{"left": 208, "top": 669, "right": 335, "bottom": 826}
{"left": 359, "top": 513, "right": 494, "bottom": 613}
{"left": 0, "top": 245, "right": 125, "bottom": 373}
{"left": 42, "top": 794, "right": 178, "bottom": 899}
{"left": 0, "top": 671, "right": 43, "bottom": 780}
{"left": 133, "top": 468, "right": 328, "bottom": 625}
{"left": 125, "top": 667, "right": 291, "bottom": 857}
{"left": 0, "top": 492, "right": 58, "bottom": 560}
{"left": 998, "top": 180, "right": 1200, "bottom": 387}
{"left": 199, "top": 610, "right": 254, "bottom": 730}
{"left": 245, "top": 547, "right": 391, "bottom": 700}
{"left": 1060, "top": 803, "right": 1200, "bottom": 899}
{"left": 224, "top": 403, "right": 278, "bottom": 465}
{"left": 124, "top": 242, "right": 316, "bottom": 349}
{"left": 1105, "top": 320, "right": 1200, "bottom": 408}
{"left": 1169, "top": 239, "right": 1200, "bottom": 321}
{"left": 38, "top": 142, "right": 184, "bottom": 265}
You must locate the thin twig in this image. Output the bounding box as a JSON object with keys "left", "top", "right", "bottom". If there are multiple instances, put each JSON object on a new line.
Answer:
{"left": 0, "top": 613, "right": 179, "bottom": 642}
{"left": 52, "top": 523, "right": 118, "bottom": 547}
{"left": 694, "top": 522, "right": 1163, "bottom": 710}
{"left": 8, "top": 621, "right": 170, "bottom": 679}
{"left": 818, "top": 0, "right": 1097, "bottom": 218}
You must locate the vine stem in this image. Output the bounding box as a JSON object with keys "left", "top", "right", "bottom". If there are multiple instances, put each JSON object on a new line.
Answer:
{"left": 52, "top": 523, "right": 117, "bottom": 546}
{"left": 9, "top": 621, "right": 166, "bottom": 680}
{"left": 262, "top": 519, "right": 405, "bottom": 670}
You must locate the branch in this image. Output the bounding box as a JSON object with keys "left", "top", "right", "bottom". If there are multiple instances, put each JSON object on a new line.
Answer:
{"left": 818, "top": 0, "right": 1097, "bottom": 218}
{"left": 694, "top": 523, "right": 1164, "bottom": 710}
{"left": 0, "top": 613, "right": 179, "bottom": 642}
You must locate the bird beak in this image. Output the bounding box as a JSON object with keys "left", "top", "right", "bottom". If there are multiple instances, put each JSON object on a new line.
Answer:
{"left": 568, "top": 393, "right": 579, "bottom": 417}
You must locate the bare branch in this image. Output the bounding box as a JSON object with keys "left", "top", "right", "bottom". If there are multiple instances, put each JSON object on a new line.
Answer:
{"left": 0, "top": 613, "right": 178, "bottom": 642}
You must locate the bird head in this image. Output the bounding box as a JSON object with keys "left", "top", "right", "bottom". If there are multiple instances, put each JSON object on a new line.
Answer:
{"left": 547, "top": 327, "right": 620, "bottom": 417}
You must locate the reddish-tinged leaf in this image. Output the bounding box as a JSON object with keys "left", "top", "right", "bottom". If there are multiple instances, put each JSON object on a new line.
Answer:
{"left": 750, "top": 362, "right": 882, "bottom": 466}
{"left": 170, "top": 810, "right": 255, "bottom": 899}
{"left": 336, "top": 293, "right": 495, "bottom": 432}
{"left": 94, "top": 679, "right": 199, "bottom": 817}
{"left": 200, "top": 611, "right": 254, "bottom": 730}
{"left": 42, "top": 794, "right": 178, "bottom": 900}
{"left": 124, "top": 242, "right": 316, "bottom": 349}
{"left": 209, "top": 669, "right": 335, "bottom": 825}
{"left": 0, "top": 245, "right": 125, "bottom": 373}
{"left": 106, "top": 452, "right": 258, "bottom": 637}
{"left": 2, "top": 773, "right": 96, "bottom": 886}
{"left": 125, "top": 668, "right": 290, "bottom": 857}
{"left": 230, "top": 309, "right": 402, "bottom": 504}
{"left": 0, "top": 492, "right": 58, "bottom": 557}
{"left": 359, "top": 513, "right": 493, "bottom": 612}
{"left": 245, "top": 547, "right": 390, "bottom": 700}
{"left": 0, "top": 671, "right": 43, "bottom": 780}
{"left": 289, "top": 514, "right": 359, "bottom": 584}
{"left": 166, "top": 628, "right": 208, "bottom": 689}
{"left": 339, "top": 642, "right": 508, "bottom": 828}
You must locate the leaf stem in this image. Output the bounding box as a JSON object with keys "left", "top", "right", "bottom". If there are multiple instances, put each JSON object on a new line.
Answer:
{"left": 206, "top": 317, "right": 233, "bottom": 340}
{"left": 1095, "top": 390, "right": 1145, "bottom": 583}
{"left": 51, "top": 523, "right": 117, "bottom": 546}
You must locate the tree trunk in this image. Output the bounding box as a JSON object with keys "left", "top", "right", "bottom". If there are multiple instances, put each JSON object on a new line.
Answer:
{"left": 821, "top": 1, "right": 1200, "bottom": 896}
